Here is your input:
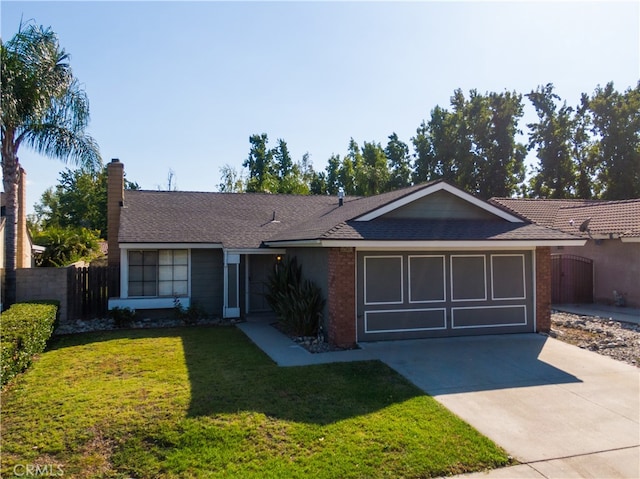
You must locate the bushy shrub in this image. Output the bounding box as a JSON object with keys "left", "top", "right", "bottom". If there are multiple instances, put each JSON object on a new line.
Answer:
{"left": 173, "top": 298, "right": 207, "bottom": 325}
{"left": 108, "top": 306, "right": 136, "bottom": 328}
{"left": 265, "top": 257, "right": 326, "bottom": 337}
{"left": 1, "top": 302, "right": 58, "bottom": 387}
{"left": 31, "top": 226, "right": 102, "bottom": 266}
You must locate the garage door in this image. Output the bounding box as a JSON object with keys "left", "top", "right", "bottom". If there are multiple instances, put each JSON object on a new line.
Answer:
{"left": 357, "top": 251, "right": 534, "bottom": 341}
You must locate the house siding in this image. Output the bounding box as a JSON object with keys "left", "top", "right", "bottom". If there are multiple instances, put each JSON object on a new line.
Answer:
{"left": 384, "top": 189, "right": 497, "bottom": 220}
{"left": 554, "top": 240, "right": 639, "bottom": 308}
{"left": 288, "top": 248, "right": 329, "bottom": 330}
{"left": 191, "top": 249, "right": 223, "bottom": 317}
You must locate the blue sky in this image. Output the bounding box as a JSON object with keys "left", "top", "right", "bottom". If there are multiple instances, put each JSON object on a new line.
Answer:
{"left": 2, "top": 1, "right": 638, "bottom": 214}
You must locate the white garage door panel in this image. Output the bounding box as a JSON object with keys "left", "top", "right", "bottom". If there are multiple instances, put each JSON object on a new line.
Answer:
{"left": 365, "top": 309, "right": 446, "bottom": 333}
{"left": 451, "top": 305, "right": 527, "bottom": 329}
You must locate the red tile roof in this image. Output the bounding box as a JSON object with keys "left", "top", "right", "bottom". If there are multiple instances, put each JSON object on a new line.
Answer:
{"left": 490, "top": 198, "right": 640, "bottom": 238}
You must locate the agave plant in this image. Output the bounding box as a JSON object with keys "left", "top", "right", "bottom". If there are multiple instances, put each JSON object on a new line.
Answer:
{"left": 265, "top": 257, "right": 326, "bottom": 337}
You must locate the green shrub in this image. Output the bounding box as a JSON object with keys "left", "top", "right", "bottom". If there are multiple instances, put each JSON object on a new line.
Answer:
{"left": 1, "top": 302, "right": 58, "bottom": 387}
{"left": 265, "top": 257, "right": 326, "bottom": 337}
{"left": 173, "top": 299, "right": 207, "bottom": 325}
{"left": 108, "top": 307, "right": 136, "bottom": 328}
{"left": 31, "top": 226, "right": 102, "bottom": 267}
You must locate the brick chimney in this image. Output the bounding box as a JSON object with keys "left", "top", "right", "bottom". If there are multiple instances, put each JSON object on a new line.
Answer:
{"left": 16, "top": 168, "right": 30, "bottom": 268}
{"left": 107, "top": 159, "right": 124, "bottom": 269}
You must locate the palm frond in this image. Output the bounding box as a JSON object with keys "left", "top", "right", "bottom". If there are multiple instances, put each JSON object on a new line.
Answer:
{"left": 23, "top": 125, "right": 101, "bottom": 170}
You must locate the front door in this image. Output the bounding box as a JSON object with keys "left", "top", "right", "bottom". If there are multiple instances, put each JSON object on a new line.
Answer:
{"left": 249, "top": 254, "right": 279, "bottom": 312}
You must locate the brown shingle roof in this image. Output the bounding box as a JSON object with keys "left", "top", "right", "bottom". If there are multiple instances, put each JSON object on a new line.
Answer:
{"left": 490, "top": 198, "right": 640, "bottom": 238}
{"left": 119, "top": 190, "right": 339, "bottom": 248}
{"left": 119, "top": 183, "right": 582, "bottom": 248}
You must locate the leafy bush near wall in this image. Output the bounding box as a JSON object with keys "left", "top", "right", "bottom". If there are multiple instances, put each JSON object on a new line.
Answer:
{"left": 265, "top": 257, "right": 326, "bottom": 337}
{"left": 1, "top": 302, "right": 58, "bottom": 387}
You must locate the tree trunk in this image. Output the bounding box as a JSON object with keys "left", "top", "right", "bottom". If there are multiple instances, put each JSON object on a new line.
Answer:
{"left": 2, "top": 133, "right": 20, "bottom": 308}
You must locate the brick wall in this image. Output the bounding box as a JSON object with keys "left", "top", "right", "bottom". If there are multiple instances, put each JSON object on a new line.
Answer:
{"left": 327, "top": 247, "right": 356, "bottom": 347}
{"left": 16, "top": 267, "right": 69, "bottom": 323}
{"left": 536, "top": 246, "right": 551, "bottom": 333}
{"left": 107, "top": 159, "right": 124, "bottom": 269}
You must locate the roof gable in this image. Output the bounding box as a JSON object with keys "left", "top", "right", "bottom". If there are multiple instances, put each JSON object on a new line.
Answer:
{"left": 355, "top": 182, "right": 524, "bottom": 223}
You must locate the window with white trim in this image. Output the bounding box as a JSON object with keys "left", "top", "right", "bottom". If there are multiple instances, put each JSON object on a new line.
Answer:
{"left": 128, "top": 249, "right": 188, "bottom": 297}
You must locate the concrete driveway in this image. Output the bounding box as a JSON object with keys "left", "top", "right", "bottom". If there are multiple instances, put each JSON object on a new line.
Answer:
{"left": 361, "top": 334, "right": 640, "bottom": 478}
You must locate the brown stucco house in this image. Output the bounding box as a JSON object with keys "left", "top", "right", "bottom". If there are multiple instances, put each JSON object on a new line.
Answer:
{"left": 106, "top": 159, "right": 584, "bottom": 347}
{"left": 489, "top": 197, "right": 640, "bottom": 308}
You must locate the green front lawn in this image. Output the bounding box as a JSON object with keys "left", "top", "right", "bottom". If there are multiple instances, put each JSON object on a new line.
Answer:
{"left": 1, "top": 327, "right": 511, "bottom": 478}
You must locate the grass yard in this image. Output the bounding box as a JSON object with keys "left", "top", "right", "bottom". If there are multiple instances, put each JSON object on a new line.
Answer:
{"left": 1, "top": 326, "right": 511, "bottom": 478}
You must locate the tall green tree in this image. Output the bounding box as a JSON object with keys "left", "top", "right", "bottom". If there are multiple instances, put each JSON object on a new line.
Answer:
{"left": 273, "top": 139, "right": 309, "bottom": 194}
{"left": 385, "top": 133, "right": 412, "bottom": 189}
{"left": 526, "top": 84, "right": 576, "bottom": 198}
{"left": 33, "top": 166, "right": 138, "bottom": 238}
{"left": 324, "top": 154, "right": 342, "bottom": 195}
{"left": 243, "top": 133, "right": 277, "bottom": 193}
{"left": 218, "top": 164, "right": 245, "bottom": 193}
{"left": 413, "top": 89, "right": 525, "bottom": 198}
{"left": 339, "top": 139, "right": 360, "bottom": 195}
{"left": 572, "top": 96, "right": 597, "bottom": 198}
{"left": 412, "top": 111, "right": 460, "bottom": 184}
{"left": 360, "top": 140, "right": 390, "bottom": 195}
{"left": 1, "top": 22, "right": 101, "bottom": 305}
{"left": 587, "top": 82, "right": 640, "bottom": 199}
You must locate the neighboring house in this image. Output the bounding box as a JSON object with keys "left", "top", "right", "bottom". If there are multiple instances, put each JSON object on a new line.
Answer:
{"left": 1, "top": 170, "right": 44, "bottom": 309}
{"left": 107, "top": 159, "right": 584, "bottom": 347}
{"left": 0, "top": 170, "right": 44, "bottom": 270}
{"left": 490, "top": 198, "right": 640, "bottom": 308}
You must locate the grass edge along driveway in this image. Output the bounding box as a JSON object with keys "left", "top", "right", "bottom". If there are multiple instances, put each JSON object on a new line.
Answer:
{"left": 1, "top": 327, "right": 511, "bottom": 478}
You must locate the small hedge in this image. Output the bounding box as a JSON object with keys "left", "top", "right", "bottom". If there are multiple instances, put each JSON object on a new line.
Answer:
{"left": 1, "top": 302, "right": 58, "bottom": 387}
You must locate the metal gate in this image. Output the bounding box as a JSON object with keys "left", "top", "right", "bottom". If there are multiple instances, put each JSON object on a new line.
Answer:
{"left": 551, "top": 254, "right": 593, "bottom": 304}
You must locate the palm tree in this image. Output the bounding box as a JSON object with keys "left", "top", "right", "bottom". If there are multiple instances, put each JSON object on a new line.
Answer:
{"left": 1, "top": 22, "right": 101, "bottom": 307}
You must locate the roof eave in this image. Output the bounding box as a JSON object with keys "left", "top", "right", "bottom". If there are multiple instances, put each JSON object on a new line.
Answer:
{"left": 266, "top": 239, "right": 587, "bottom": 249}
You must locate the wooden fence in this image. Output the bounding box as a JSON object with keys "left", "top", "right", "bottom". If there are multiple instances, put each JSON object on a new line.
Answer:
{"left": 68, "top": 265, "right": 120, "bottom": 319}
{"left": 551, "top": 254, "right": 593, "bottom": 304}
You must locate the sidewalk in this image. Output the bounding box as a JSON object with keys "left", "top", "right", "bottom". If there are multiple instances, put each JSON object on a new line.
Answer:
{"left": 236, "top": 315, "right": 373, "bottom": 366}
{"left": 553, "top": 303, "right": 640, "bottom": 325}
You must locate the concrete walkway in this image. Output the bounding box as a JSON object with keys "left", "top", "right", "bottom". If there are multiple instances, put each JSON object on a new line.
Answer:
{"left": 236, "top": 317, "right": 640, "bottom": 478}
{"left": 553, "top": 303, "right": 640, "bottom": 326}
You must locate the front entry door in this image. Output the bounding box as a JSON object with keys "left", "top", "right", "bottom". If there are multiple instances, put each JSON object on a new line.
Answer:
{"left": 224, "top": 253, "right": 240, "bottom": 318}
{"left": 249, "top": 255, "right": 278, "bottom": 312}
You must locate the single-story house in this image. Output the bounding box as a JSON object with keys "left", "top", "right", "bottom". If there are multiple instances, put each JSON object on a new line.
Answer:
{"left": 489, "top": 197, "right": 640, "bottom": 308}
{"left": 107, "top": 159, "right": 584, "bottom": 346}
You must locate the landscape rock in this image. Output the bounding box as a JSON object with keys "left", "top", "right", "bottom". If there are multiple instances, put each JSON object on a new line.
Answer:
{"left": 551, "top": 310, "right": 639, "bottom": 367}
